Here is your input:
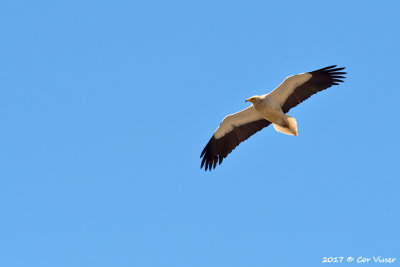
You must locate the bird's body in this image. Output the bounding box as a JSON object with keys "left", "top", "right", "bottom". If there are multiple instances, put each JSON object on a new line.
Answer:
{"left": 201, "top": 65, "right": 346, "bottom": 171}
{"left": 251, "top": 95, "right": 297, "bottom": 136}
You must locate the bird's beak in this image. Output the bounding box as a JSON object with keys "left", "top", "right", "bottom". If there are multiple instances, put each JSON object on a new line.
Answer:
{"left": 245, "top": 99, "right": 249, "bottom": 103}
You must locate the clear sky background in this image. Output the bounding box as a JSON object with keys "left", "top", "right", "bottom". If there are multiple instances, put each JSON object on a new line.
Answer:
{"left": 0, "top": 1, "right": 399, "bottom": 266}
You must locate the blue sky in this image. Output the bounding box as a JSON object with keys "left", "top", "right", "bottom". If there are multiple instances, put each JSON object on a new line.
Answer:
{"left": 0, "top": 0, "right": 399, "bottom": 266}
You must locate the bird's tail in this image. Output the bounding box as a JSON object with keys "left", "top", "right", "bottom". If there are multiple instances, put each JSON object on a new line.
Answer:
{"left": 273, "top": 115, "right": 298, "bottom": 136}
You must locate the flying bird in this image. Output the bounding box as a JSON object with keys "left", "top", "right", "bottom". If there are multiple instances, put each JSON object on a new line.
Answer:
{"left": 200, "top": 65, "right": 346, "bottom": 171}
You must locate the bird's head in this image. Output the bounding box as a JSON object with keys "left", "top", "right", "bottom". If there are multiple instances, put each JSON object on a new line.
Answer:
{"left": 245, "top": 96, "right": 260, "bottom": 104}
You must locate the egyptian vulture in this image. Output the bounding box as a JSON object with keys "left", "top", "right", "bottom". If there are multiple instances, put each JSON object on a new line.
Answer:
{"left": 200, "top": 65, "right": 346, "bottom": 171}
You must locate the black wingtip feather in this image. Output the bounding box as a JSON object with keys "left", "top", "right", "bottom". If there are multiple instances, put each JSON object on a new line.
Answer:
{"left": 200, "top": 120, "right": 271, "bottom": 171}
{"left": 317, "top": 65, "right": 337, "bottom": 71}
{"left": 281, "top": 65, "right": 347, "bottom": 113}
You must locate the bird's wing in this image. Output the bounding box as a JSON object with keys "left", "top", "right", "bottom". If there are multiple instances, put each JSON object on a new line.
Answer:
{"left": 200, "top": 106, "right": 271, "bottom": 171}
{"left": 268, "top": 65, "right": 346, "bottom": 113}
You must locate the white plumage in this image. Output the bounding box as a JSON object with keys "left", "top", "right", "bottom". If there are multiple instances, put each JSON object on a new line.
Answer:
{"left": 213, "top": 107, "right": 263, "bottom": 139}
{"left": 200, "top": 65, "right": 346, "bottom": 171}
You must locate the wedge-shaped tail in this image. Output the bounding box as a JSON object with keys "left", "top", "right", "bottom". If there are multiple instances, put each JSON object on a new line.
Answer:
{"left": 273, "top": 115, "right": 298, "bottom": 136}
